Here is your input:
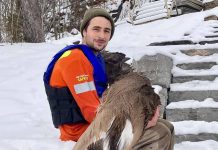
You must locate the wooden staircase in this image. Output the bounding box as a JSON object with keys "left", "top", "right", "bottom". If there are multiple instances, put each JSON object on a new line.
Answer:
{"left": 176, "top": 0, "right": 203, "bottom": 13}
{"left": 133, "top": 0, "right": 178, "bottom": 25}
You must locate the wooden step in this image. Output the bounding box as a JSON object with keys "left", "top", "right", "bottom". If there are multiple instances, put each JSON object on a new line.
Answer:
{"left": 177, "top": 0, "right": 203, "bottom": 8}
{"left": 136, "top": 9, "right": 167, "bottom": 20}
{"left": 137, "top": 0, "right": 172, "bottom": 12}
{"left": 134, "top": 13, "right": 167, "bottom": 25}
{"left": 137, "top": 5, "right": 164, "bottom": 16}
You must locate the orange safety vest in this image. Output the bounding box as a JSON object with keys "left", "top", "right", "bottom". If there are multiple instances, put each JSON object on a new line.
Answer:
{"left": 50, "top": 48, "right": 103, "bottom": 141}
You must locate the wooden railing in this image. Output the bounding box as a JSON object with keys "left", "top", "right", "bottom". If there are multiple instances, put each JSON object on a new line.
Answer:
{"left": 165, "top": 0, "right": 178, "bottom": 18}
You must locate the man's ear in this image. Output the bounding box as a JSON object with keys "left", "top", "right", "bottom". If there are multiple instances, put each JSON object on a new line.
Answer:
{"left": 83, "top": 29, "right": 87, "bottom": 37}
{"left": 146, "top": 106, "right": 160, "bottom": 129}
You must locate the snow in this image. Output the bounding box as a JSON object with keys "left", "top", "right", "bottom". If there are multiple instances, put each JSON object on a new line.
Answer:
{"left": 118, "top": 120, "right": 133, "bottom": 150}
{"left": 203, "top": 0, "right": 215, "bottom": 4}
{"left": 175, "top": 140, "right": 218, "bottom": 150}
{"left": 152, "top": 85, "right": 163, "bottom": 95}
{"left": 172, "top": 64, "right": 218, "bottom": 77}
{"left": 1, "top": 6, "right": 218, "bottom": 150}
{"left": 172, "top": 121, "right": 218, "bottom": 135}
{"left": 170, "top": 77, "right": 218, "bottom": 91}
{"left": 167, "top": 98, "right": 218, "bottom": 109}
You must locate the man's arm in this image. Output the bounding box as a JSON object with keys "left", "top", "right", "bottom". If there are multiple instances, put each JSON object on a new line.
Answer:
{"left": 61, "top": 52, "right": 100, "bottom": 123}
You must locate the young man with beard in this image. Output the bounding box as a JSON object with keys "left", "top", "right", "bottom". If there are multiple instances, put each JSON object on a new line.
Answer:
{"left": 43, "top": 8, "right": 114, "bottom": 141}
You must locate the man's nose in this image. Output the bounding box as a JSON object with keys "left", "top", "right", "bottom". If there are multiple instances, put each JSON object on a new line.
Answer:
{"left": 98, "top": 30, "right": 106, "bottom": 39}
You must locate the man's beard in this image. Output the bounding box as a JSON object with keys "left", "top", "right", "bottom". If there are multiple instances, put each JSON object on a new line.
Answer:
{"left": 83, "top": 37, "right": 108, "bottom": 52}
{"left": 88, "top": 40, "right": 107, "bottom": 52}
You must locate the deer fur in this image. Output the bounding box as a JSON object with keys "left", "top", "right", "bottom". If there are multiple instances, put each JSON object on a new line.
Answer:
{"left": 74, "top": 72, "right": 161, "bottom": 150}
{"left": 73, "top": 51, "right": 161, "bottom": 150}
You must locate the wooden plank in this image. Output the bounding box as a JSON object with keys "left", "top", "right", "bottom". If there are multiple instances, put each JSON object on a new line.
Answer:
{"left": 188, "top": 0, "right": 203, "bottom": 6}
{"left": 136, "top": 4, "right": 165, "bottom": 15}
{"left": 184, "top": 2, "right": 202, "bottom": 10}
{"left": 176, "top": 0, "right": 203, "bottom": 7}
{"left": 136, "top": 9, "right": 167, "bottom": 20}
{"left": 134, "top": 13, "right": 167, "bottom": 25}
{"left": 181, "top": 0, "right": 203, "bottom": 10}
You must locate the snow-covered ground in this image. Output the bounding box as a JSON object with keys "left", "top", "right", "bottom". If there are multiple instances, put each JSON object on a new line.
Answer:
{"left": 1, "top": 7, "right": 218, "bottom": 150}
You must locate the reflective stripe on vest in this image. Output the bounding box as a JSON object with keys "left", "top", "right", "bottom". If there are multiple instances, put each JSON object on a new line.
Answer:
{"left": 74, "top": 81, "right": 96, "bottom": 94}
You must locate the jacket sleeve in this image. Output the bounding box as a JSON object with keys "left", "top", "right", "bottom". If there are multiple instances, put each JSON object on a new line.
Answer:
{"left": 60, "top": 53, "right": 100, "bottom": 123}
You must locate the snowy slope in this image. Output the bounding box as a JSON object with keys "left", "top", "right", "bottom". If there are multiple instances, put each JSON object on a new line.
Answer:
{"left": 1, "top": 7, "right": 218, "bottom": 150}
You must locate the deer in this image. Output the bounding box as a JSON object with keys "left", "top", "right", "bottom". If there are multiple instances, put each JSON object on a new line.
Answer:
{"left": 73, "top": 51, "right": 174, "bottom": 150}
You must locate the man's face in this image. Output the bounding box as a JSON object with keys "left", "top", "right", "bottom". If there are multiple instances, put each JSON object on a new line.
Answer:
{"left": 83, "top": 16, "right": 112, "bottom": 52}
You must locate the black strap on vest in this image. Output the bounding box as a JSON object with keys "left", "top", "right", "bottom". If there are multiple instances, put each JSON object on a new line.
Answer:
{"left": 44, "top": 83, "right": 87, "bottom": 128}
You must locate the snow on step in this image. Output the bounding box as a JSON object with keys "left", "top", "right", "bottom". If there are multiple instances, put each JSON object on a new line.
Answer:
{"left": 169, "top": 90, "right": 218, "bottom": 102}
{"left": 137, "top": 6, "right": 165, "bottom": 16}
{"left": 172, "top": 75, "right": 218, "bottom": 83}
{"left": 180, "top": 49, "right": 218, "bottom": 56}
{"left": 172, "top": 52, "right": 218, "bottom": 66}
{"left": 136, "top": 0, "right": 171, "bottom": 12}
{"left": 176, "top": 62, "right": 216, "bottom": 70}
{"left": 134, "top": 13, "right": 167, "bottom": 25}
{"left": 175, "top": 140, "right": 218, "bottom": 150}
{"left": 172, "top": 65, "right": 218, "bottom": 77}
{"left": 170, "top": 78, "right": 218, "bottom": 91}
{"left": 166, "top": 107, "right": 218, "bottom": 122}
{"left": 173, "top": 121, "right": 218, "bottom": 143}
{"left": 167, "top": 98, "right": 218, "bottom": 109}
{"left": 166, "top": 99, "right": 218, "bottom": 121}
{"left": 172, "top": 120, "right": 218, "bottom": 135}
{"left": 136, "top": 9, "right": 167, "bottom": 20}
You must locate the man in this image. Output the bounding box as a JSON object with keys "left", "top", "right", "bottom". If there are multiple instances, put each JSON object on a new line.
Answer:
{"left": 43, "top": 8, "right": 114, "bottom": 141}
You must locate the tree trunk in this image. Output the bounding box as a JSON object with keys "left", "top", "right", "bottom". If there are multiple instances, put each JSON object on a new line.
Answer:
{"left": 19, "top": 0, "right": 45, "bottom": 42}
{"left": 0, "top": 0, "right": 2, "bottom": 42}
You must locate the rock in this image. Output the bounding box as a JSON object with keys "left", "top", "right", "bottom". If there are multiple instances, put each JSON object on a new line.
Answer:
{"left": 71, "top": 28, "right": 79, "bottom": 35}
{"left": 73, "top": 40, "right": 80, "bottom": 44}
{"left": 204, "top": 0, "right": 218, "bottom": 10}
{"left": 157, "top": 87, "right": 168, "bottom": 118}
{"left": 132, "top": 53, "right": 173, "bottom": 88}
{"left": 204, "top": 15, "right": 218, "bottom": 21}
